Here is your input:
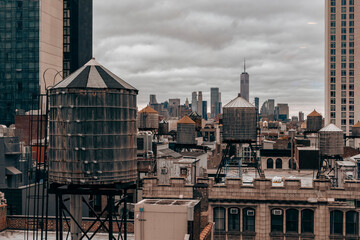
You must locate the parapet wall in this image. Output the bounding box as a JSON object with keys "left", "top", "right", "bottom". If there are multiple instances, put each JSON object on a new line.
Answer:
{"left": 143, "top": 177, "right": 360, "bottom": 203}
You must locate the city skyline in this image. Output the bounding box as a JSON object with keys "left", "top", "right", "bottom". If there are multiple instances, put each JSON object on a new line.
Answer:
{"left": 93, "top": 0, "right": 325, "bottom": 117}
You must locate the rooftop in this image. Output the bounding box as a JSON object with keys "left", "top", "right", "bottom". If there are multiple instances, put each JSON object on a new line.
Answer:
{"left": 177, "top": 115, "right": 195, "bottom": 124}
{"left": 139, "top": 105, "right": 158, "bottom": 114}
{"left": 53, "top": 58, "right": 137, "bottom": 90}
{"left": 223, "top": 95, "right": 255, "bottom": 108}
{"left": 307, "top": 109, "right": 322, "bottom": 117}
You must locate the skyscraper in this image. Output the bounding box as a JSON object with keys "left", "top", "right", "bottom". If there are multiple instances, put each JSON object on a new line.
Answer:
{"left": 197, "top": 91, "right": 203, "bottom": 116}
{"left": 325, "top": 0, "right": 357, "bottom": 134}
{"left": 240, "top": 60, "right": 249, "bottom": 101}
{"left": 210, "top": 87, "right": 221, "bottom": 118}
{"left": 63, "top": 0, "right": 93, "bottom": 78}
{"left": 191, "top": 91, "right": 197, "bottom": 113}
{"left": 0, "top": 0, "right": 92, "bottom": 126}
{"left": 0, "top": 0, "right": 63, "bottom": 125}
{"left": 202, "top": 101, "right": 207, "bottom": 120}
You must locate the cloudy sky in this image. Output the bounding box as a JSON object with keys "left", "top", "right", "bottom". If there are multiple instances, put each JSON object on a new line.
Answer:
{"left": 93, "top": 0, "right": 325, "bottom": 117}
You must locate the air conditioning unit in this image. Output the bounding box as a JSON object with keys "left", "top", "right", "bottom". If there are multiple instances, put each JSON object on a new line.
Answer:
{"left": 247, "top": 209, "right": 255, "bottom": 216}
{"left": 230, "top": 208, "right": 239, "bottom": 214}
{"left": 272, "top": 209, "right": 282, "bottom": 215}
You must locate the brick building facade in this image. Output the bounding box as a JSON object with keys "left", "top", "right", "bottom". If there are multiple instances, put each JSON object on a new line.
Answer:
{"left": 143, "top": 176, "right": 360, "bottom": 240}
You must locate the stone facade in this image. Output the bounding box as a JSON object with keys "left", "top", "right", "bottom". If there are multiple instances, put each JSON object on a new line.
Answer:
{"left": 143, "top": 176, "right": 360, "bottom": 240}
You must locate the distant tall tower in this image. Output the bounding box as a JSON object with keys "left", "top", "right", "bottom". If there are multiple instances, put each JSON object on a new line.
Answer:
{"left": 197, "top": 91, "right": 203, "bottom": 116}
{"left": 240, "top": 59, "right": 249, "bottom": 101}
{"left": 191, "top": 91, "right": 197, "bottom": 112}
{"left": 211, "top": 88, "right": 221, "bottom": 118}
{"left": 149, "top": 94, "right": 158, "bottom": 105}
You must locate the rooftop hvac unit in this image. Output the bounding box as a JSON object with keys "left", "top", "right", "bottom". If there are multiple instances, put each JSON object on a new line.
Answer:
{"left": 230, "top": 208, "right": 239, "bottom": 214}
{"left": 272, "top": 209, "right": 282, "bottom": 215}
{"left": 247, "top": 209, "right": 255, "bottom": 216}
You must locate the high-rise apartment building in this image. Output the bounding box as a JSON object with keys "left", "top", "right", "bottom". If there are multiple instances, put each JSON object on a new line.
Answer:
{"left": 325, "top": 0, "right": 357, "bottom": 134}
{"left": 0, "top": 0, "right": 92, "bottom": 125}
{"left": 210, "top": 87, "right": 221, "bottom": 118}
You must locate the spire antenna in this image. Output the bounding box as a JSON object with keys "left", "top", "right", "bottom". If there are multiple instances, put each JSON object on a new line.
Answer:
{"left": 244, "top": 58, "right": 246, "bottom": 73}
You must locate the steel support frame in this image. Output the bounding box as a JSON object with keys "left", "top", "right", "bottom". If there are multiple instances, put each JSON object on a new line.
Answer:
{"left": 49, "top": 183, "right": 135, "bottom": 240}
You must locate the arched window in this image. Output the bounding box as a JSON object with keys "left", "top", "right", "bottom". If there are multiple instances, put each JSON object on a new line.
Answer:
{"left": 301, "top": 209, "right": 314, "bottom": 233}
{"left": 346, "top": 211, "right": 359, "bottom": 235}
{"left": 267, "top": 158, "right": 274, "bottom": 169}
{"left": 330, "top": 210, "right": 343, "bottom": 235}
{"left": 228, "top": 207, "right": 240, "bottom": 231}
{"left": 271, "top": 208, "right": 283, "bottom": 233}
{"left": 276, "top": 158, "right": 282, "bottom": 169}
{"left": 213, "top": 207, "right": 225, "bottom": 231}
{"left": 286, "top": 209, "right": 298, "bottom": 233}
{"left": 243, "top": 208, "right": 255, "bottom": 232}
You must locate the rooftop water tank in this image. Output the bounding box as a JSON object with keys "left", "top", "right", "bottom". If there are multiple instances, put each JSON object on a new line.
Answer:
{"left": 177, "top": 116, "right": 196, "bottom": 145}
{"left": 222, "top": 94, "right": 257, "bottom": 142}
{"left": 352, "top": 121, "right": 360, "bottom": 137}
{"left": 307, "top": 110, "right": 322, "bottom": 132}
{"left": 48, "top": 59, "right": 138, "bottom": 185}
{"left": 138, "top": 106, "right": 159, "bottom": 130}
{"left": 319, "top": 124, "right": 343, "bottom": 156}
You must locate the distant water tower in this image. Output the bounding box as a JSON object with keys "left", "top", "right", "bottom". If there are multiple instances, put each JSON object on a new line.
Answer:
{"left": 307, "top": 110, "right": 323, "bottom": 132}
{"left": 138, "top": 105, "right": 159, "bottom": 131}
{"left": 177, "top": 115, "right": 196, "bottom": 145}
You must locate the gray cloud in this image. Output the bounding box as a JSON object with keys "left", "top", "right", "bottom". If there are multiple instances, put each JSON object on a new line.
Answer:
{"left": 93, "top": 0, "right": 325, "bottom": 117}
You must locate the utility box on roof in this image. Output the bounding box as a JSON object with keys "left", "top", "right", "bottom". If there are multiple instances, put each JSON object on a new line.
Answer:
{"left": 135, "top": 199, "right": 200, "bottom": 240}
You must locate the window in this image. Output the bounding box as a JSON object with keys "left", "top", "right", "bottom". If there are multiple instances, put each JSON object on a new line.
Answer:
{"left": 349, "top": 28, "right": 354, "bottom": 33}
{"left": 331, "top": 49, "right": 336, "bottom": 55}
{"left": 267, "top": 158, "right": 274, "bottom": 169}
{"left": 341, "top": 63, "right": 346, "bottom": 69}
{"left": 228, "top": 208, "right": 240, "bottom": 231}
{"left": 342, "top": 14, "right": 346, "bottom": 19}
{"left": 349, "top": 14, "right": 354, "bottom": 19}
{"left": 349, "top": 63, "right": 354, "bottom": 68}
{"left": 214, "top": 207, "right": 225, "bottom": 231}
{"left": 243, "top": 208, "right": 255, "bottom": 232}
{"left": 331, "top": 210, "right": 344, "bottom": 235}
{"left": 341, "top": 28, "right": 346, "bottom": 33}
{"left": 341, "top": 105, "right": 346, "bottom": 111}
{"left": 331, "top": 77, "right": 336, "bottom": 83}
{"left": 349, "top": 105, "right": 354, "bottom": 111}
{"left": 331, "top": 35, "right": 336, "bottom": 41}
{"left": 331, "top": 84, "right": 336, "bottom": 90}
{"left": 341, "top": 7, "right": 346, "bottom": 12}
{"left": 286, "top": 209, "right": 298, "bottom": 233}
{"left": 341, "top": 84, "right": 346, "bottom": 90}
{"left": 342, "top": 21, "right": 346, "bottom": 26}
{"left": 341, "top": 35, "right": 346, "bottom": 41}
{"left": 342, "top": 0, "right": 346, "bottom": 5}
{"left": 342, "top": 91, "right": 346, "bottom": 97}
{"left": 341, "top": 49, "right": 346, "bottom": 55}
{"left": 331, "top": 7, "right": 336, "bottom": 13}
{"left": 331, "top": 21, "right": 336, "bottom": 27}
{"left": 331, "top": 91, "right": 336, "bottom": 97}
{"left": 331, "top": 14, "right": 336, "bottom": 20}
{"left": 271, "top": 209, "right": 283, "bottom": 233}
{"left": 331, "top": 56, "right": 336, "bottom": 62}
{"left": 276, "top": 159, "right": 282, "bottom": 169}
{"left": 180, "top": 168, "right": 187, "bottom": 176}
{"left": 331, "top": 112, "right": 336, "bottom": 118}
{"left": 331, "top": 42, "right": 336, "bottom": 48}
{"left": 301, "top": 209, "right": 314, "bottom": 233}
{"left": 331, "top": 105, "right": 336, "bottom": 111}
{"left": 350, "top": 0, "right": 354, "bottom": 4}
{"left": 346, "top": 211, "right": 359, "bottom": 235}
{"left": 349, "top": 21, "right": 354, "bottom": 26}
